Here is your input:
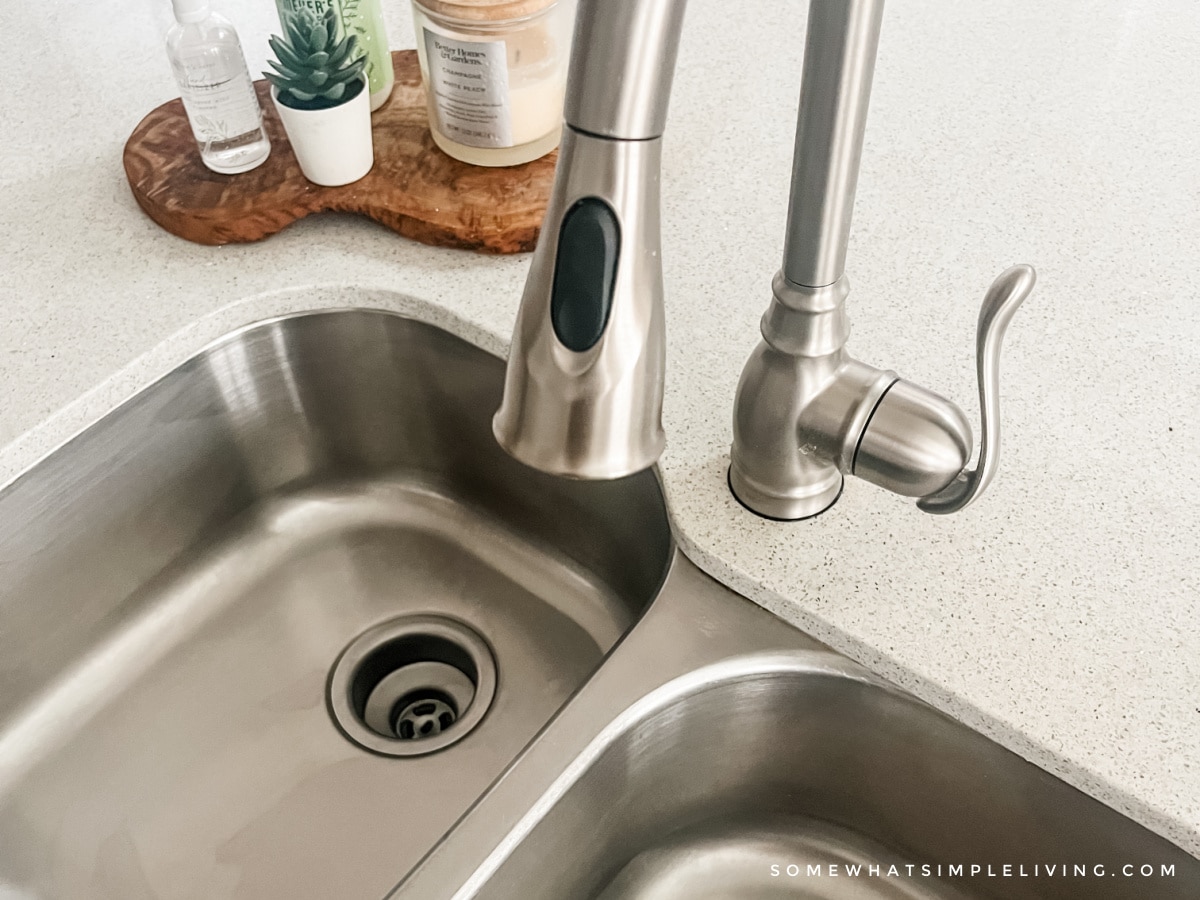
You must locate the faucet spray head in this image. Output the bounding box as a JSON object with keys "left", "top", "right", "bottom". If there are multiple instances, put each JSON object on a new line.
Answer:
{"left": 492, "top": 128, "right": 668, "bottom": 480}
{"left": 493, "top": 0, "right": 689, "bottom": 479}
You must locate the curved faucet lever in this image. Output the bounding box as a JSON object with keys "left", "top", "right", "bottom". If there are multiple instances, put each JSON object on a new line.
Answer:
{"left": 919, "top": 264, "right": 1036, "bottom": 515}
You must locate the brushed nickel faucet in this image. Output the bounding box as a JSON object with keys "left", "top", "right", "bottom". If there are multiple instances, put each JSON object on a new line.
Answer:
{"left": 494, "top": 0, "right": 1035, "bottom": 518}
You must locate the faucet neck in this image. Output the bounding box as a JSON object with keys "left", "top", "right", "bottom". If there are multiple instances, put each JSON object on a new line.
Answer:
{"left": 782, "top": 0, "right": 886, "bottom": 289}
{"left": 563, "top": 0, "right": 689, "bottom": 140}
{"left": 564, "top": 0, "right": 885, "bottom": 287}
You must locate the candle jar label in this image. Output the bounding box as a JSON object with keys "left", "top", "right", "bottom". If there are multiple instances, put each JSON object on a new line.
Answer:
{"left": 421, "top": 28, "right": 513, "bottom": 149}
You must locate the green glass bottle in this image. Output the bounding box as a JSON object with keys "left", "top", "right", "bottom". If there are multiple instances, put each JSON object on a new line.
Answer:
{"left": 274, "top": 0, "right": 393, "bottom": 110}
{"left": 337, "top": 0, "right": 394, "bottom": 110}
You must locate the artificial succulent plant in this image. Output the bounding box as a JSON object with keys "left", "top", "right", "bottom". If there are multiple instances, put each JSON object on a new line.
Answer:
{"left": 265, "top": 7, "right": 367, "bottom": 111}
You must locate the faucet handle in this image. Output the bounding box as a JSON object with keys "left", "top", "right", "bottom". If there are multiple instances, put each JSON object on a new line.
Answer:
{"left": 918, "top": 264, "right": 1036, "bottom": 515}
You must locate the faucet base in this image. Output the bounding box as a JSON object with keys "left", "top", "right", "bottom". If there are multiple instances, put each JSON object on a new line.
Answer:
{"left": 727, "top": 275, "right": 882, "bottom": 522}
{"left": 728, "top": 464, "right": 843, "bottom": 521}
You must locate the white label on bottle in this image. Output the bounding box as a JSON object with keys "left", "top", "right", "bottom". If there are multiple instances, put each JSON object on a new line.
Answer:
{"left": 174, "top": 49, "right": 262, "bottom": 143}
{"left": 422, "top": 28, "right": 513, "bottom": 148}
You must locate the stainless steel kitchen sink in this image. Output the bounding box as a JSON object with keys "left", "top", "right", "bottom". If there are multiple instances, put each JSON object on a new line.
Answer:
{"left": 0, "top": 310, "right": 671, "bottom": 899}
{"left": 1, "top": 310, "right": 1196, "bottom": 900}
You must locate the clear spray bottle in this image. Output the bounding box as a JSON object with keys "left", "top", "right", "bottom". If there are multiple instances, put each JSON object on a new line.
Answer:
{"left": 166, "top": 0, "right": 271, "bottom": 174}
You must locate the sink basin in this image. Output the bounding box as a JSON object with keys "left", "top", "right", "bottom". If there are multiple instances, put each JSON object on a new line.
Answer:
{"left": 396, "top": 562, "right": 1200, "bottom": 900}
{"left": 0, "top": 310, "right": 672, "bottom": 899}
{"left": 466, "top": 658, "right": 1200, "bottom": 899}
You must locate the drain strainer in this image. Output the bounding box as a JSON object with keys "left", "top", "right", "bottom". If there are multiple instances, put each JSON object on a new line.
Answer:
{"left": 328, "top": 615, "right": 496, "bottom": 757}
{"left": 395, "top": 696, "right": 456, "bottom": 738}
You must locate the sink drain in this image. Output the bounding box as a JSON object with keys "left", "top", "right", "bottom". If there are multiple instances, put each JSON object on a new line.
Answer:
{"left": 328, "top": 615, "right": 496, "bottom": 757}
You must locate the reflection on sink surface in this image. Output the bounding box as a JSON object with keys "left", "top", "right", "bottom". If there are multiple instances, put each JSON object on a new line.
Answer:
{"left": 0, "top": 311, "right": 672, "bottom": 899}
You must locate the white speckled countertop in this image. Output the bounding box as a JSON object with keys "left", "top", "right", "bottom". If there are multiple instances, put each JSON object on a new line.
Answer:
{"left": 2, "top": 0, "right": 1198, "bottom": 859}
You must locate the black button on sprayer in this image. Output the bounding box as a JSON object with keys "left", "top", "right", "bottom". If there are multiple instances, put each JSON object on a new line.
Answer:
{"left": 550, "top": 197, "right": 621, "bottom": 352}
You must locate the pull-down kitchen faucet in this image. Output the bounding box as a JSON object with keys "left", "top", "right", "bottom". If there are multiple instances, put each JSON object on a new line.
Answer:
{"left": 493, "top": 0, "right": 1035, "bottom": 518}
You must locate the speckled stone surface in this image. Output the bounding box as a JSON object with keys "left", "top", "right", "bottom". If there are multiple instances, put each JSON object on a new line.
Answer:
{"left": 2, "top": 0, "right": 1198, "bottom": 859}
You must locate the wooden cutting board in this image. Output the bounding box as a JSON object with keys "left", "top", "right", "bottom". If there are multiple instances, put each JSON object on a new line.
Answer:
{"left": 123, "top": 50, "right": 556, "bottom": 253}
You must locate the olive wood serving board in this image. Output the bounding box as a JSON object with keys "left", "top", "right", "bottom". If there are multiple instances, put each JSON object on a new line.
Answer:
{"left": 123, "top": 50, "right": 556, "bottom": 252}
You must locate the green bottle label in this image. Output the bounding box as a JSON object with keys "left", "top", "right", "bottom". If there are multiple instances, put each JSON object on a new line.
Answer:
{"left": 275, "top": 0, "right": 389, "bottom": 98}
{"left": 275, "top": 0, "right": 341, "bottom": 27}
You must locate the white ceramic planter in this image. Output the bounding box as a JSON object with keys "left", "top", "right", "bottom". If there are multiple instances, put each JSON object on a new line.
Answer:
{"left": 272, "top": 77, "right": 373, "bottom": 187}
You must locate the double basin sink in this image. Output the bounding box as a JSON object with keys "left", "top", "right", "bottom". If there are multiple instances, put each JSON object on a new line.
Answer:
{"left": 0, "top": 310, "right": 1194, "bottom": 898}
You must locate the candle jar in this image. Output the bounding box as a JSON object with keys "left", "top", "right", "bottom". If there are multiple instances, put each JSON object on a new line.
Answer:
{"left": 411, "top": 0, "right": 575, "bottom": 167}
